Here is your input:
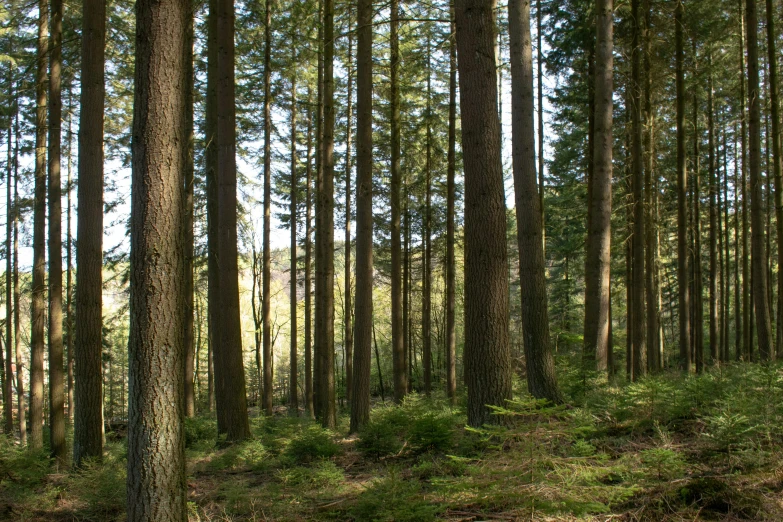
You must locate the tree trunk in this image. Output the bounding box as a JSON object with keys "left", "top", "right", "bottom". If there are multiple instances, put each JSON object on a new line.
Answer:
{"left": 289, "top": 69, "right": 299, "bottom": 415}
{"left": 630, "top": 0, "right": 646, "bottom": 380}
{"left": 739, "top": 0, "right": 750, "bottom": 361}
{"left": 316, "top": 0, "right": 337, "bottom": 429}
{"left": 766, "top": 0, "right": 783, "bottom": 358}
{"left": 693, "top": 82, "right": 704, "bottom": 373}
{"left": 350, "top": 0, "right": 373, "bottom": 433}
{"left": 536, "top": 0, "right": 545, "bottom": 243}
{"left": 74, "top": 0, "right": 106, "bottom": 465}
{"left": 455, "top": 0, "right": 513, "bottom": 426}
{"left": 304, "top": 91, "right": 314, "bottom": 418}
{"left": 261, "top": 0, "right": 274, "bottom": 416}
{"left": 48, "top": 0, "right": 66, "bottom": 467}
{"left": 644, "top": 0, "right": 659, "bottom": 372}
{"left": 127, "top": 0, "right": 188, "bottom": 515}
{"left": 13, "top": 103, "right": 25, "bottom": 445}
{"left": 508, "top": 0, "right": 563, "bottom": 403}
{"left": 708, "top": 61, "right": 718, "bottom": 364}
{"left": 4, "top": 73, "right": 13, "bottom": 437}
{"left": 183, "top": 0, "right": 196, "bottom": 419}
{"left": 675, "top": 0, "right": 690, "bottom": 372}
{"left": 745, "top": 0, "right": 773, "bottom": 360}
{"left": 65, "top": 89, "right": 73, "bottom": 424}
{"left": 445, "top": 1, "right": 457, "bottom": 404}
{"left": 423, "top": 36, "right": 433, "bottom": 396}
{"left": 390, "top": 0, "right": 406, "bottom": 404}
{"left": 212, "top": 0, "right": 251, "bottom": 440}
{"left": 583, "top": 0, "right": 614, "bottom": 374}
{"left": 344, "top": 25, "right": 354, "bottom": 407}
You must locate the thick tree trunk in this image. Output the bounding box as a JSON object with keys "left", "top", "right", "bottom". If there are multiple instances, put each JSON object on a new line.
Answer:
{"left": 74, "top": 0, "right": 106, "bottom": 465}
{"left": 445, "top": 2, "right": 457, "bottom": 404}
{"left": 350, "top": 0, "right": 373, "bottom": 433}
{"left": 508, "top": 0, "right": 563, "bottom": 403}
{"left": 766, "top": 0, "right": 783, "bottom": 358}
{"left": 455, "top": 0, "right": 513, "bottom": 426}
{"left": 206, "top": 0, "right": 218, "bottom": 413}
{"left": 289, "top": 70, "right": 299, "bottom": 415}
{"left": 675, "top": 0, "right": 690, "bottom": 372}
{"left": 316, "top": 0, "right": 337, "bottom": 429}
{"left": 630, "top": 0, "right": 646, "bottom": 380}
{"left": 48, "top": 0, "right": 66, "bottom": 467}
{"left": 584, "top": 0, "right": 614, "bottom": 374}
{"left": 390, "top": 0, "right": 406, "bottom": 404}
{"left": 127, "top": 0, "right": 188, "bottom": 515}
{"left": 213, "top": 0, "right": 251, "bottom": 440}
{"left": 746, "top": 0, "right": 773, "bottom": 360}
{"left": 261, "top": 0, "right": 274, "bottom": 416}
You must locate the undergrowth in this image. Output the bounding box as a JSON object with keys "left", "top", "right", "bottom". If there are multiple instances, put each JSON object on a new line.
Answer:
{"left": 2, "top": 362, "right": 782, "bottom": 520}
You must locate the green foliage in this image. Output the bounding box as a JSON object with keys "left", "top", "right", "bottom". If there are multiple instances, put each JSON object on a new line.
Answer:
{"left": 349, "top": 469, "right": 441, "bottom": 522}
{"left": 284, "top": 425, "right": 341, "bottom": 464}
{"left": 184, "top": 415, "right": 218, "bottom": 450}
{"left": 67, "top": 445, "right": 127, "bottom": 519}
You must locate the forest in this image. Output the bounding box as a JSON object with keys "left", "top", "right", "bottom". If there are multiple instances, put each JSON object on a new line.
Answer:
{"left": 0, "top": 0, "right": 783, "bottom": 519}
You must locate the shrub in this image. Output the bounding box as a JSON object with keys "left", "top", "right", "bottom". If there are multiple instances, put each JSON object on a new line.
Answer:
{"left": 285, "top": 425, "right": 341, "bottom": 463}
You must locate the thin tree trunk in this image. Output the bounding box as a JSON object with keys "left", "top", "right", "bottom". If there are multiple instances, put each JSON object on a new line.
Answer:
{"left": 183, "top": 0, "right": 196, "bottom": 418}
{"left": 65, "top": 89, "right": 73, "bottom": 424}
{"left": 13, "top": 100, "right": 25, "bottom": 445}
{"left": 708, "top": 60, "right": 719, "bottom": 364}
{"left": 740, "top": 0, "right": 750, "bottom": 361}
{"left": 445, "top": 0, "right": 457, "bottom": 404}
{"left": 262, "top": 0, "right": 274, "bottom": 416}
{"left": 455, "top": 0, "right": 513, "bottom": 426}
{"left": 644, "top": 0, "right": 659, "bottom": 371}
{"left": 403, "top": 188, "right": 411, "bottom": 392}
{"left": 127, "top": 0, "right": 188, "bottom": 515}
{"left": 584, "top": 0, "right": 614, "bottom": 374}
{"left": 723, "top": 126, "right": 731, "bottom": 362}
{"left": 350, "top": 0, "right": 374, "bottom": 433}
{"left": 508, "top": 0, "right": 563, "bottom": 403}
{"left": 746, "top": 0, "right": 773, "bottom": 360}
{"left": 423, "top": 35, "right": 433, "bottom": 396}
{"left": 344, "top": 25, "right": 354, "bottom": 407}
{"left": 74, "top": 0, "right": 106, "bottom": 465}
{"left": 289, "top": 69, "right": 299, "bottom": 415}
{"left": 4, "top": 72, "right": 13, "bottom": 436}
{"left": 536, "top": 0, "right": 545, "bottom": 243}
{"left": 304, "top": 91, "right": 314, "bottom": 418}
{"left": 48, "top": 0, "right": 66, "bottom": 467}
{"left": 693, "top": 81, "right": 704, "bottom": 373}
{"left": 734, "top": 122, "right": 743, "bottom": 360}
{"left": 675, "top": 0, "right": 690, "bottom": 372}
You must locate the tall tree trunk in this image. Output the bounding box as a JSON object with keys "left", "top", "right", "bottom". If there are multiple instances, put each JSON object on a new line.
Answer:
{"left": 261, "top": 0, "right": 274, "bottom": 416}
{"left": 766, "top": 0, "right": 783, "bottom": 358}
{"left": 13, "top": 102, "right": 25, "bottom": 445}
{"left": 289, "top": 69, "right": 299, "bottom": 415}
{"left": 644, "top": 0, "right": 659, "bottom": 371}
{"left": 127, "top": 0, "right": 188, "bottom": 515}
{"left": 693, "top": 82, "right": 704, "bottom": 373}
{"left": 739, "top": 0, "right": 750, "bottom": 361}
{"left": 455, "top": 0, "right": 513, "bottom": 426}
{"left": 74, "top": 0, "right": 106, "bottom": 465}
{"left": 403, "top": 188, "right": 411, "bottom": 392}
{"left": 423, "top": 36, "right": 433, "bottom": 396}
{"left": 183, "top": 0, "right": 196, "bottom": 419}
{"left": 48, "top": 0, "right": 66, "bottom": 467}
{"left": 584, "top": 0, "right": 614, "bottom": 374}
{"left": 708, "top": 60, "right": 719, "bottom": 364}
{"left": 723, "top": 126, "right": 732, "bottom": 362}
{"left": 536, "top": 0, "right": 545, "bottom": 241}
{"left": 313, "top": 0, "right": 324, "bottom": 420}
{"left": 206, "top": 0, "right": 218, "bottom": 414}
{"left": 316, "top": 0, "right": 337, "bottom": 429}
{"left": 65, "top": 89, "right": 73, "bottom": 424}
{"left": 630, "top": 0, "right": 646, "bottom": 380}
{"left": 344, "top": 25, "right": 354, "bottom": 407}
{"left": 4, "top": 72, "right": 13, "bottom": 437}
{"left": 445, "top": 1, "right": 457, "bottom": 404}
{"left": 746, "top": 0, "right": 773, "bottom": 360}
{"left": 734, "top": 123, "right": 743, "bottom": 360}
{"left": 304, "top": 91, "right": 314, "bottom": 418}
{"left": 390, "top": 0, "right": 406, "bottom": 403}
{"left": 508, "top": 0, "right": 563, "bottom": 403}
{"left": 212, "top": 0, "right": 251, "bottom": 440}
{"left": 675, "top": 0, "right": 690, "bottom": 371}
{"left": 350, "top": 0, "right": 373, "bottom": 433}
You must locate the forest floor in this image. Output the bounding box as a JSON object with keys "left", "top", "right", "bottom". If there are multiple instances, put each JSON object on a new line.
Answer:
{"left": 2, "top": 362, "right": 783, "bottom": 521}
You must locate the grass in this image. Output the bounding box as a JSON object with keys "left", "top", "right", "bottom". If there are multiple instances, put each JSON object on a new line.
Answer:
{"left": 2, "top": 362, "right": 783, "bottom": 520}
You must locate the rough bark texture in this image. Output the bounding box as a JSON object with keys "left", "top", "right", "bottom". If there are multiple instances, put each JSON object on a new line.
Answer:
{"left": 583, "top": 0, "right": 614, "bottom": 374}
{"left": 766, "top": 0, "right": 783, "bottom": 358}
{"left": 350, "top": 0, "right": 373, "bottom": 433}
{"left": 183, "top": 0, "right": 196, "bottom": 419}
{"left": 30, "top": 0, "right": 48, "bottom": 451}
{"left": 445, "top": 2, "right": 457, "bottom": 404}
{"left": 212, "top": 0, "right": 251, "bottom": 440}
{"left": 508, "top": 0, "right": 563, "bottom": 404}
{"left": 127, "top": 0, "right": 188, "bottom": 516}
{"left": 48, "top": 0, "right": 66, "bottom": 467}
{"left": 74, "top": 0, "right": 106, "bottom": 466}
{"left": 390, "top": 0, "right": 406, "bottom": 404}
{"left": 745, "top": 0, "right": 773, "bottom": 360}
{"left": 262, "top": 0, "right": 274, "bottom": 416}
{"left": 316, "top": 0, "right": 337, "bottom": 429}
{"left": 675, "top": 0, "right": 691, "bottom": 372}
{"left": 455, "top": 0, "right": 513, "bottom": 427}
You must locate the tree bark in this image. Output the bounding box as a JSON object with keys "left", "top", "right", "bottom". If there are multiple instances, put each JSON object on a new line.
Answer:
{"left": 675, "top": 0, "right": 691, "bottom": 372}
{"left": 74, "top": 0, "right": 106, "bottom": 465}
{"left": 693, "top": 81, "right": 704, "bottom": 373}
{"left": 261, "top": 0, "right": 274, "bottom": 416}
{"left": 508, "top": 0, "right": 563, "bottom": 403}
{"left": 13, "top": 102, "right": 25, "bottom": 445}
{"left": 708, "top": 60, "right": 718, "bottom": 364}
{"left": 644, "top": 0, "right": 659, "bottom": 371}
{"left": 583, "top": 0, "right": 614, "bottom": 374}
{"left": 739, "top": 0, "right": 750, "bottom": 361}
{"left": 445, "top": 1, "right": 457, "bottom": 404}
{"left": 304, "top": 91, "right": 314, "bottom": 418}
{"left": 350, "top": 0, "right": 373, "bottom": 433}
{"left": 183, "top": 0, "right": 196, "bottom": 419}
{"left": 423, "top": 36, "right": 433, "bottom": 396}
{"left": 745, "top": 0, "right": 773, "bottom": 360}
{"left": 455, "top": 0, "right": 513, "bottom": 426}
{"left": 4, "top": 72, "right": 13, "bottom": 437}
{"left": 127, "top": 0, "right": 188, "bottom": 515}
{"left": 344, "top": 25, "right": 354, "bottom": 407}
{"left": 289, "top": 69, "right": 299, "bottom": 415}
